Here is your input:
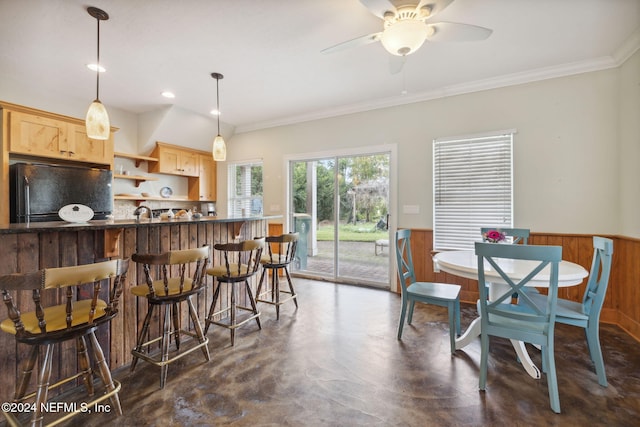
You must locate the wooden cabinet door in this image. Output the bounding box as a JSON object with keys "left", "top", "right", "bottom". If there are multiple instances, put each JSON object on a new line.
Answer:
{"left": 157, "top": 147, "right": 181, "bottom": 174}
{"left": 8, "top": 111, "right": 69, "bottom": 159}
{"left": 179, "top": 151, "right": 199, "bottom": 177}
{"left": 198, "top": 154, "right": 217, "bottom": 200}
{"left": 153, "top": 145, "right": 198, "bottom": 176}
{"left": 68, "top": 125, "right": 114, "bottom": 165}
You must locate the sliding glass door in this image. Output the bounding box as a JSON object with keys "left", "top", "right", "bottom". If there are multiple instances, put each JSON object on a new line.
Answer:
{"left": 289, "top": 152, "right": 390, "bottom": 288}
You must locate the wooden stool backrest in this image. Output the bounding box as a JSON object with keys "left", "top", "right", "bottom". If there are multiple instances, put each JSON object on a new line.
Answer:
{"left": 214, "top": 237, "right": 265, "bottom": 280}
{"left": 0, "top": 258, "right": 129, "bottom": 342}
{"left": 264, "top": 232, "right": 298, "bottom": 266}
{"left": 132, "top": 246, "right": 209, "bottom": 298}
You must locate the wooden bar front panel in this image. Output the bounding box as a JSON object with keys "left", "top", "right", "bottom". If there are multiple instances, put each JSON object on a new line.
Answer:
{"left": 0, "top": 219, "right": 267, "bottom": 404}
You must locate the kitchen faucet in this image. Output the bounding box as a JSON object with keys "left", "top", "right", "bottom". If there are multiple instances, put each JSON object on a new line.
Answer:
{"left": 133, "top": 205, "right": 152, "bottom": 221}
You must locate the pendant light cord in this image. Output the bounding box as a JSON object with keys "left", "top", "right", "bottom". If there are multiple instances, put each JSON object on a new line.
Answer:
{"left": 216, "top": 77, "right": 221, "bottom": 135}
{"left": 95, "top": 16, "right": 101, "bottom": 101}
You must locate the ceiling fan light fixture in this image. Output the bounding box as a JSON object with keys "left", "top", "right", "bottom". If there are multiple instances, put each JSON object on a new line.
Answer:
{"left": 380, "top": 19, "right": 427, "bottom": 56}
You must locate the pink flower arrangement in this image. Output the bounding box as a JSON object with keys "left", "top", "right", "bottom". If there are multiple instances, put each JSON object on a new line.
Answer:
{"left": 483, "top": 229, "right": 506, "bottom": 243}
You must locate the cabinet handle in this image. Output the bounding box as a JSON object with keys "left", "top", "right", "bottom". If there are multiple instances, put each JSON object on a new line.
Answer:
{"left": 68, "top": 151, "right": 75, "bottom": 156}
{"left": 60, "top": 150, "right": 67, "bottom": 154}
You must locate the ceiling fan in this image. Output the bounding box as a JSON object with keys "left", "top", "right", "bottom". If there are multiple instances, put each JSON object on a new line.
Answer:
{"left": 322, "top": 0, "right": 492, "bottom": 57}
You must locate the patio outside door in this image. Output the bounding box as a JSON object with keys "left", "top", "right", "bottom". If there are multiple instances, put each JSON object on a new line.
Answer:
{"left": 289, "top": 152, "right": 390, "bottom": 288}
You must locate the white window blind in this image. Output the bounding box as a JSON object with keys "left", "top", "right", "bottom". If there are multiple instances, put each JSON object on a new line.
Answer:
{"left": 227, "top": 161, "right": 263, "bottom": 217}
{"left": 433, "top": 131, "right": 513, "bottom": 250}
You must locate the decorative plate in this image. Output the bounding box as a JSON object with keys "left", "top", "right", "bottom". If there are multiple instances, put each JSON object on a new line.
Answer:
{"left": 160, "top": 186, "right": 173, "bottom": 198}
{"left": 58, "top": 204, "right": 94, "bottom": 223}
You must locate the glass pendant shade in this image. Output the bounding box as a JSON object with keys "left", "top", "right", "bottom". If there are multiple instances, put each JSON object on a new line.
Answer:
{"left": 212, "top": 134, "right": 226, "bottom": 161}
{"left": 86, "top": 99, "right": 110, "bottom": 140}
{"left": 381, "top": 19, "right": 428, "bottom": 56}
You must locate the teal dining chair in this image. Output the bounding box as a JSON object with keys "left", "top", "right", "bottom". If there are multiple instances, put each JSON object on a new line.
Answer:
{"left": 480, "top": 227, "right": 530, "bottom": 244}
{"left": 395, "top": 229, "right": 461, "bottom": 353}
{"left": 475, "top": 241, "right": 562, "bottom": 413}
{"left": 529, "top": 236, "right": 613, "bottom": 387}
{"left": 481, "top": 227, "right": 532, "bottom": 299}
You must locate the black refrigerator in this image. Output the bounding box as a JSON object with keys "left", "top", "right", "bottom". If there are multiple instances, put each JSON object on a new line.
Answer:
{"left": 10, "top": 163, "right": 113, "bottom": 223}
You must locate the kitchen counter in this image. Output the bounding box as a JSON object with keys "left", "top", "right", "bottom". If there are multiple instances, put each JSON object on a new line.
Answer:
{"left": 0, "top": 214, "right": 281, "bottom": 234}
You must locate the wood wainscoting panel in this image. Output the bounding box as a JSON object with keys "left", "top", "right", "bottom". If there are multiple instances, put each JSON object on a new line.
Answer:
{"left": 404, "top": 228, "right": 640, "bottom": 343}
{"left": 613, "top": 236, "right": 640, "bottom": 341}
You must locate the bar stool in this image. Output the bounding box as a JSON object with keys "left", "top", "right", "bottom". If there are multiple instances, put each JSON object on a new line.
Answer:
{"left": 0, "top": 258, "right": 129, "bottom": 427}
{"left": 130, "top": 246, "right": 210, "bottom": 389}
{"left": 256, "top": 232, "right": 299, "bottom": 319}
{"left": 204, "top": 237, "right": 265, "bottom": 346}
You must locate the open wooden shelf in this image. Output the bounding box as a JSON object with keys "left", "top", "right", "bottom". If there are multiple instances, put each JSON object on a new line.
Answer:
{"left": 114, "top": 195, "right": 190, "bottom": 201}
{"left": 114, "top": 194, "right": 191, "bottom": 206}
{"left": 113, "top": 173, "right": 158, "bottom": 187}
{"left": 114, "top": 151, "right": 159, "bottom": 167}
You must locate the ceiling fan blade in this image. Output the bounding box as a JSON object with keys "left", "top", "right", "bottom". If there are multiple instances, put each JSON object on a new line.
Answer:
{"left": 359, "top": 0, "right": 396, "bottom": 19}
{"left": 417, "top": 0, "right": 455, "bottom": 18}
{"left": 426, "top": 22, "right": 492, "bottom": 42}
{"left": 321, "top": 32, "right": 381, "bottom": 54}
{"left": 389, "top": 55, "right": 407, "bottom": 75}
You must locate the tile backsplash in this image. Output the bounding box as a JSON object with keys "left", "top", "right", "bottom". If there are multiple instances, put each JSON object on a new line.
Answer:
{"left": 113, "top": 200, "right": 205, "bottom": 219}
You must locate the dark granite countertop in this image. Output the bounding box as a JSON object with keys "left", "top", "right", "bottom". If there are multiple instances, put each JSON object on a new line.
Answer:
{"left": 0, "top": 215, "right": 282, "bottom": 234}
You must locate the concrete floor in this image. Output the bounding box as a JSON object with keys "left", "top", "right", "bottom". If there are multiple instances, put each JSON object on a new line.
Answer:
{"left": 18, "top": 279, "right": 640, "bottom": 426}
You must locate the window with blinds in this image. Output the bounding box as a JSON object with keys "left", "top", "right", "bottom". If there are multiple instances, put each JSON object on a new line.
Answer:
{"left": 227, "top": 161, "right": 263, "bottom": 217}
{"left": 433, "top": 131, "right": 514, "bottom": 250}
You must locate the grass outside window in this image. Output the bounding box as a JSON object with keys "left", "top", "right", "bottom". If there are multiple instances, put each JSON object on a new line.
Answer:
{"left": 316, "top": 222, "right": 387, "bottom": 242}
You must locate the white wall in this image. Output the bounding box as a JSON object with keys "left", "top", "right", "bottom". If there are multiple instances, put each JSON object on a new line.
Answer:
{"left": 227, "top": 68, "right": 625, "bottom": 235}
{"left": 618, "top": 49, "right": 640, "bottom": 238}
{"left": 2, "top": 53, "right": 637, "bottom": 234}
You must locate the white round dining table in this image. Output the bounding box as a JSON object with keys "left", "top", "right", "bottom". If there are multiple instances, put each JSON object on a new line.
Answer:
{"left": 432, "top": 249, "right": 589, "bottom": 379}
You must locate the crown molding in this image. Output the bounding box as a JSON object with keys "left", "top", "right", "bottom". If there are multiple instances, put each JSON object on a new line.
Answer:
{"left": 613, "top": 27, "right": 640, "bottom": 64}
{"left": 235, "top": 31, "right": 640, "bottom": 135}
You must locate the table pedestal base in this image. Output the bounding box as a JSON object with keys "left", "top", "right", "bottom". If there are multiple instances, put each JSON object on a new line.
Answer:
{"left": 455, "top": 315, "right": 541, "bottom": 379}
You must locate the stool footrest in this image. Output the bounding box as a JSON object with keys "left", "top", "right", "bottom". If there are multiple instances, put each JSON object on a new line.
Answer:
{"left": 257, "top": 293, "right": 297, "bottom": 306}
{"left": 131, "top": 333, "right": 209, "bottom": 367}
{"left": 208, "top": 311, "right": 261, "bottom": 330}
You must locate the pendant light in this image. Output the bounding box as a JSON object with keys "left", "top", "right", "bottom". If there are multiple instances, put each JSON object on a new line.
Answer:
{"left": 211, "top": 72, "right": 226, "bottom": 161}
{"left": 85, "top": 7, "right": 110, "bottom": 140}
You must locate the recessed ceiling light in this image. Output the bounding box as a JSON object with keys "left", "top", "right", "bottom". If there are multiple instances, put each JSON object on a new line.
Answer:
{"left": 210, "top": 109, "right": 220, "bottom": 116}
{"left": 161, "top": 91, "right": 175, "bottom": 99}
{"left": 87, "top": 63, "right": 106, "bottom": 72}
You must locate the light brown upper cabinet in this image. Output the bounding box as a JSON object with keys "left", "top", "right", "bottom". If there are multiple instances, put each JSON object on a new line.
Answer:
{"left": 68, "top": 123, "right": 114, "bottom": 163}
{"left": 0, "top": 101, "right": 116, "bottom": 223}
{"left": 148, "top": 142, "right": 199, "bottom": 177}
{"left": 7, "top": 109, "right": 113, "bottom": 165}
{"left": 197, "top": 153, "right": 217, "bottom": 201}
